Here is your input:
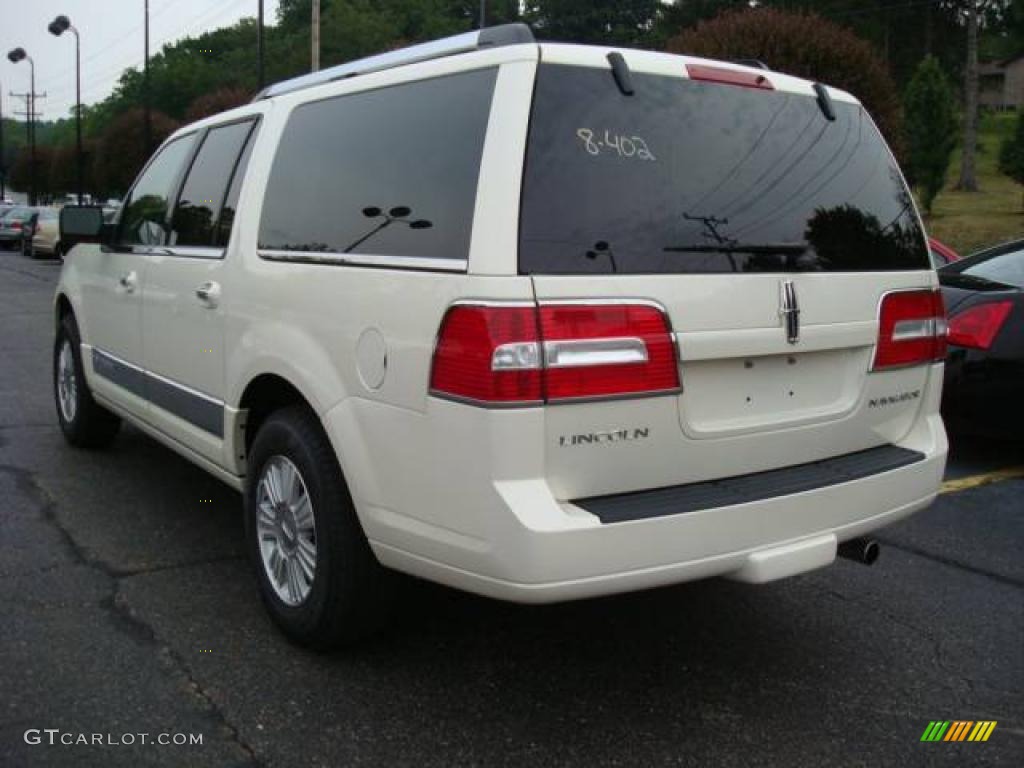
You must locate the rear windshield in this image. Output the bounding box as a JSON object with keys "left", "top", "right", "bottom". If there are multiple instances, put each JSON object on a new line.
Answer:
{"left": 520, "top": 64, "right": 929, "bottom": 275}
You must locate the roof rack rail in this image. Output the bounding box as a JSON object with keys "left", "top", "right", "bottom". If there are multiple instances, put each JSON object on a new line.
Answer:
{"left": 253, "top": 23, "right": 535, "bottom": 102}
{"left": 733, "top": 59, "right": 771, "bottom": 71}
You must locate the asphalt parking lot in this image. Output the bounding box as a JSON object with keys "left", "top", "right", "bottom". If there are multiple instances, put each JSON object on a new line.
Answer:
{"left": 1, "top": 253, "right": 1022, "bottom": 768}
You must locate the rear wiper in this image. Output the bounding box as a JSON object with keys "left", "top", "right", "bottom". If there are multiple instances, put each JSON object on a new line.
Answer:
{"left": 663, "top": 242, "right": 808, "bottom": 255}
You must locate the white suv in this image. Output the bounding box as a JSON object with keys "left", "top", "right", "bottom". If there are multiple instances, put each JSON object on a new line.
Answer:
{"left": 54, "top": 25, "right": 948, "bottom": 648}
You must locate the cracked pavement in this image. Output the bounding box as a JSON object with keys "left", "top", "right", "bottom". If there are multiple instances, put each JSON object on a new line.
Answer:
{"left": 1, "top": 254, "right": 1022, "bottom": 767}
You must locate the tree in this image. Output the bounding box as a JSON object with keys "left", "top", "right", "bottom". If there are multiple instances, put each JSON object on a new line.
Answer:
{"left": 999, "top": 111, "right": 1024, "bottom": 211}
{"left": 523, "top": 0, "right": 661, "bottom": 47}
{"left": 9, "top": 145, "right": 56, "bottom": 200}
{"left": 93, "top": 108, "right": 179, "bottom": 197}
{"left": 904, "top": 56, "right": 958, "bottom": 214}
{"left": 666, "top": 8, "right": 906, "bottom": 157}
{"left": 948, "top": 0, "right": 1013, "bottom": 191}
{"left": 957, "top": 1, "right": 983, "bottom": 190}
{"left": 185, "top": 87, "right": 253, "bottom": 123}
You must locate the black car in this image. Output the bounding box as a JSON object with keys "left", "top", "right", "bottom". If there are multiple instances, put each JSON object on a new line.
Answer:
{"left": 939, "top": 239, "right": 1024, "bottom": 440}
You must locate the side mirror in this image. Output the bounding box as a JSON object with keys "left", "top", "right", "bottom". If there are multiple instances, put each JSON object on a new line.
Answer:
{"left": 60, "top": 206, "right": 107, "bottom": 251}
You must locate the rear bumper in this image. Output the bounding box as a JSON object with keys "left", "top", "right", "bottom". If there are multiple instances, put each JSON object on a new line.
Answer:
{"left": 361, "top": 408, "right": 947, "bottom": 603}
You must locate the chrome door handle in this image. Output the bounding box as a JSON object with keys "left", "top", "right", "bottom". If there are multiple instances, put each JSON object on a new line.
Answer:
{"left": 195, "top": 281, "right": 221, "bottom": 308}
{"left": 118, "top": 271, "right": 138, "bottom": 293}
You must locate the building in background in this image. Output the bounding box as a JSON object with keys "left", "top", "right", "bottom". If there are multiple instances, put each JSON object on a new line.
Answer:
{"left": 980, "top": 53, "right": 1024, "bottom": 110}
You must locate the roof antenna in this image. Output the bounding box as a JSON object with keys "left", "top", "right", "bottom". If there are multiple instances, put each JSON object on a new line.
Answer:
{"left": 813, "top": 83, "right": 836, "bottom": 121}
{"left": 607, "top": 52, "right": 634, "bottom": 96}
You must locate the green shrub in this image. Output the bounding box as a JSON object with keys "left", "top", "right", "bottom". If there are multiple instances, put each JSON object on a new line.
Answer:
{"left": 904, "top": 56, "right": 958, "bottom": 214}
{"left": 999, "top": 110, "right": 1024, "bottom": 211}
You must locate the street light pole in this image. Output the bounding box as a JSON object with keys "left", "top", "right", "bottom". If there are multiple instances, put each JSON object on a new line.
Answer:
{"left": 144, "top": 0, "right": 152, "bottom": 154}
{"left": 7, "top": 49, "right": 36, "bottom": 206}
{"left": 28, "top": 58, "right": 35, "bottom": 207}
{"left": 49, "top": 16, "right": 84, "bottom": 204}
{"left": 0, "top": 87, "right": 5, "bottom": 201}
{"left": 312, "top": 0, "right": 320, "bottom": 72}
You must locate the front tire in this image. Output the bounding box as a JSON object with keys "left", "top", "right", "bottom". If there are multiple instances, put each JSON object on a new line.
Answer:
{"left": 245, "top": 405, "right": 395, "bottom": 649}
{"left": 54, "top": 313, "right": 121, "bottom": 448}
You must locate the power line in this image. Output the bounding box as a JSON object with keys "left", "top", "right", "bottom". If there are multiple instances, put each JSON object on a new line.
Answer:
{"left": 40, "top": 0, "right": 253, "bottom": 107}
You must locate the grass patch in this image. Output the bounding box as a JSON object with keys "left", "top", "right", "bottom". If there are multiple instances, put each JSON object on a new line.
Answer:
{"left": 919, "top": 111, "right": 1023, "bottom": 255}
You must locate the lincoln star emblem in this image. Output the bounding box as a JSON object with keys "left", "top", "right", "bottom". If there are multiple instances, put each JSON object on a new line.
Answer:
{"left": 780, "top": 280, "right": 800, "bottom": 344}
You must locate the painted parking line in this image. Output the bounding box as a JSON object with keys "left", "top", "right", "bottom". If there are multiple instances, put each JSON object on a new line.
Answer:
{"left": 941, "top": 466, "right": 1024, "bottom": 495}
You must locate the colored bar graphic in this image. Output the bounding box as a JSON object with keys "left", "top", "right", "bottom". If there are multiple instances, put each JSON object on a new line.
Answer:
{"left": 921, "top": 721, "right": 950, "bottom": 742}
{"left": 921, "top": 720, "right": 996, "bottom": 742}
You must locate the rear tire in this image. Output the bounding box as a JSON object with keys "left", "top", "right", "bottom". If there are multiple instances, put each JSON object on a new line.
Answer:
{"left": 245, "top": 405, "right": 396, "bottom": 649}
{"left": 54, "top": 313, "right": 121, "bottom": 449}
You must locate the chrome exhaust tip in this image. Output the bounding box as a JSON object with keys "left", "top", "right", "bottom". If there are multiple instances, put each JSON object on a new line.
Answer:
{"left": 837, "top": 537, "right": 880, "bottom": 566}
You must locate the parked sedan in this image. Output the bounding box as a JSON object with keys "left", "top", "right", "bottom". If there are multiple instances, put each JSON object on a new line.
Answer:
{"left": 939, "top": 239, "right": 1024, "bottom": 440}
{"left": 25, "top": 208, "right": 62, "bottom": 259}
{"left": 928, "top": 236, "right": 960, "bottom": 268}
{"left": 0, "top": 206, "right": 38, "bottom": 251}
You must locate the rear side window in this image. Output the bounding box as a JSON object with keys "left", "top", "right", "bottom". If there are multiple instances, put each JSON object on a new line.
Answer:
{"left": 118, "top": 135, "right": 195, "bottom": 247}
{"left": 520, "top": 64, "right": 929, "bottom": 274}
{"left": 171, "top": 120, "right": 256, "bottom": 248}
{"left": 258, "top": 68, "right": 497, "bottom": 262}
{"left": 215, "top": 125, "right": 258, "bottom": 247}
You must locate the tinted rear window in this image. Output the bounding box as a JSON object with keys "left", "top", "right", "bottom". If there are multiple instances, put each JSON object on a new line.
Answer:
{"left": 259, "top": 69, "right": 496, "bottom": 261}
{"left": 961, "top": 245, "right": 1024, "bottom": 289}
{"left": 520, "top": 64, "right": 929, "bottom": 275}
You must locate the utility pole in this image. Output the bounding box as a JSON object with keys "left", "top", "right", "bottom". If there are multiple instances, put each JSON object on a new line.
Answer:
{"left": 312, "top": 0, "right": 320, "bottom": 72}
{"left": 257, "top": 0, "right": 265, "bottom": 89}
{"left": 144, "top": 0, "right": 152, "bottom": 154}
{"left": 10, "top": 91, "right": 45, "bottom": 205}
{"left": 0, "top": 87, "right": 5, "bottom": 201}
{"left": 480, "top": 0, "right": 487, "bottom": 29}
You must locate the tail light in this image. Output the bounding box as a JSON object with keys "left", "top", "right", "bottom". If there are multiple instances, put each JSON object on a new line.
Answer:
{"left": 430, "top": 302, "right": 679, "bottom": 406}
{"left": 872, "top": 289, "right": 947, "bottom": 371}
{"left": 429, "top": 305, "right": 542, "bottom": 404}
{"left": 947, "top": 301, "right": 1012, "bottom": 350}
{"left": 10, "top": 221, "right": 22, "bottom": 231}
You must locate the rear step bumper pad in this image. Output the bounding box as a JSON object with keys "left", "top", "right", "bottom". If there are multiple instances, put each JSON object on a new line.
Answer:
{"left": 574, "top": 445, "right": 926, "bottom": 524}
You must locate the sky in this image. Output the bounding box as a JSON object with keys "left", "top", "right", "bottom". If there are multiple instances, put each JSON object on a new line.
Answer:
{"left": 1, "top": 0, "right": 281, "bottom": 122}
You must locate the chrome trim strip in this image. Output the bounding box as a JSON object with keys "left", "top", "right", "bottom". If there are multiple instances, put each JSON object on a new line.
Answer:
{"left": 544, "top": 337, "right": 648, "bottom": 369}
{"left": 159, "top": 246, "right": 225, "bottom": 260}
{"left": 428, "top": 390, "right": 545, "bottom": 409}
{"left": 258, "top": 249, "right": 467, "bottom": 273}
{"left": 449, "top": 299, "right": 537, "bottom": 308}
{"left": 90, "top": 347, "right": 224, "bottom": 438}
{"left": 535, "top": 298, "right": 668, "bottom": 310}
